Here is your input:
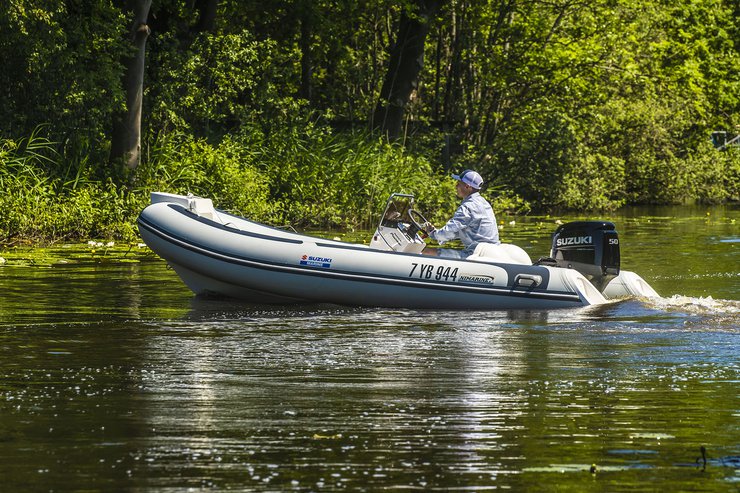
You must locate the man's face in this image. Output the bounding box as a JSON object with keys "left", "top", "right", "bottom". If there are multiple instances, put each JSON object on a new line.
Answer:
{"left": 455, "top": 180, "right": 465, "bottom": 199}
{"left": 455, "top": 180, "right": 470, "bottom": 198}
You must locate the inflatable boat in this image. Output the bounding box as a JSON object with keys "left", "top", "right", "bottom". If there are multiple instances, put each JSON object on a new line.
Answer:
{"left": 137, "top": 192, "right": 659, "bottom": 310}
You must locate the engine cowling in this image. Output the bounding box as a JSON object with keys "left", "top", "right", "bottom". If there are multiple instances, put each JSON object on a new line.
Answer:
{"left": 550, "top": 221, "right": 620, "bottom": 292}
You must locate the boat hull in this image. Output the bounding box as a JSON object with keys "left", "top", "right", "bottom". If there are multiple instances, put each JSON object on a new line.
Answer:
{"left": 138, "top": 198, "right": 607, "bottom": 310}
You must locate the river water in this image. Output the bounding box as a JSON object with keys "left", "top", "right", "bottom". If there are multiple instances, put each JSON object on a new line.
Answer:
{"left": 0, "top": 205, "right": 738, "bottom": 491}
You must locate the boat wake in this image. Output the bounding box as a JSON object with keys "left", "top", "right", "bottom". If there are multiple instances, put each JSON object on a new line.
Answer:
{"left": 646, "top": 294, "right": 740, "bottom": 315}
{"left": 572, "top": 294, "right": 740, "bottom": 330}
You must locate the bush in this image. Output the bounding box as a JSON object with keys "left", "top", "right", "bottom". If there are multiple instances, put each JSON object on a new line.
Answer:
{"left": 240, "top": 120, "right": 455, "bottom": 228}
{"left": 135, "top": 132, "right": 273, "bottom": 219}
{"left": 685, "top": 141, "right": 740, "bottom": 203}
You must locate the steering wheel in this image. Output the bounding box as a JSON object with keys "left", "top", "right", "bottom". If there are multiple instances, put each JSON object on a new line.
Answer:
{"left": 408, "top": 209, "right": 430, "bottom": 239}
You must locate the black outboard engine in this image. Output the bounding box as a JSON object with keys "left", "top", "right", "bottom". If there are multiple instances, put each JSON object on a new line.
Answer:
{"left": 550, "top": 221, "right": 620, "bottom": 292}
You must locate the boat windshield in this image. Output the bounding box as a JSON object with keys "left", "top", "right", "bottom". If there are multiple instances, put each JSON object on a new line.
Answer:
{"left": 380, "top": 194, "right": 415, "bottom": 228}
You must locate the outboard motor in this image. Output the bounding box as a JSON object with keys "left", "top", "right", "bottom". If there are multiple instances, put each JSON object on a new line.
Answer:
{"left": 550, "top": 221, "right": 620, "bottom": 292}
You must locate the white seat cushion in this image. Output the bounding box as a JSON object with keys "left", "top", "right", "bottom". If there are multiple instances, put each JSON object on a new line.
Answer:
{"left": 468, "top": 243, "right": 532, "bottom": 265}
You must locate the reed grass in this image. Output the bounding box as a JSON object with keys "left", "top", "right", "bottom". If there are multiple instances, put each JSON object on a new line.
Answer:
{"left": 0, "top": 124, "right": 528, "bottom": 244}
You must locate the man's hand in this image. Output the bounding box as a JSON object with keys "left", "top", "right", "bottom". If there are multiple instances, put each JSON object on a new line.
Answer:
{"left": 422, "top": 222, "right": 436, "bottom": 234}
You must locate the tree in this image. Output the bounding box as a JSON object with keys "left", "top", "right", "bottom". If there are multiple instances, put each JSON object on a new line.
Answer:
{"left": 373, "top": 0, "right": 445, "bottom": 140}
{"left": 110, "top": 0, "right": 152, "bottom": 171}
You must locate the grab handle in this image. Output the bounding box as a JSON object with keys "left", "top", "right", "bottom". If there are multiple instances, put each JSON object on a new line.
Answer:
{"left": 513, "top": 274, "right": 542, "bottom": 288}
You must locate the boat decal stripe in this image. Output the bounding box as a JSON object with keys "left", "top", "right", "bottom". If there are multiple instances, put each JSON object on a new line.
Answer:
{"left": 137, "top": 216, "right": 582, "bottom": 303}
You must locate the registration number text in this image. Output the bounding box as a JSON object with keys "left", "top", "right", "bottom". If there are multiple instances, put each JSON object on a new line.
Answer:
{"left": 409, "top": 263, "right": 459, "bottom": 281}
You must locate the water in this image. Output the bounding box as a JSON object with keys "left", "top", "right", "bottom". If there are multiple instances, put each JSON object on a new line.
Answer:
{"left": 0, "top": 206, "right": 738, "bottom": 491}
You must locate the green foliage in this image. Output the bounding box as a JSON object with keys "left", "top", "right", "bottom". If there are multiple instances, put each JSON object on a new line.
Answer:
{"left": 0, "top": 123, "right": 463, "bottom": 242}
{"left": 0, "top": 1, "right": 126, "bottom": 162}
{"left": 135, "top": 132, "right": 273, "bottom": 218}
{"left": 431, "top": 0, "right": 739, "bottom": 209}
{"left": 234, "top": 119, "right": 454, "bottom": 228}
{"left": 0, "top": 131, "right": 140, "bottom": 242}
{"left": 0, "top": 0, "right": 738, "bottom": 243}
{"left": 690, "top": 144, "right": 740, "bottom": 203}
{"left": 149, "top": 29, "right": 300, "bottom": 138}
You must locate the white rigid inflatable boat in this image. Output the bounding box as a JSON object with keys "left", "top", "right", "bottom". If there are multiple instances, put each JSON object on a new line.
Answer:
{"left": 138, "top": 192, "right": 659, "bottom": 310}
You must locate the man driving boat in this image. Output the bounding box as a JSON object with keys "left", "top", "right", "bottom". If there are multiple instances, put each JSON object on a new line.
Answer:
{"left": 423, "top": 169, "right": 500, "bottom": 259}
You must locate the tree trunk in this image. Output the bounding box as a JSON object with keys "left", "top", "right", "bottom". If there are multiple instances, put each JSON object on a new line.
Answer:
{"left": 372, "top": 0, "right": 444, "bottom": 140}
{"left": 298, "top": 1, "right": 313, "bottom": 102}
{"left": 110, "top": 0, "right": 152, "bottom": 171}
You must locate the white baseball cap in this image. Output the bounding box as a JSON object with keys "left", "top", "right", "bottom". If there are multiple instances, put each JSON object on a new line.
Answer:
{"left": 452, "top": 169, "right": 484, "bottom": 189}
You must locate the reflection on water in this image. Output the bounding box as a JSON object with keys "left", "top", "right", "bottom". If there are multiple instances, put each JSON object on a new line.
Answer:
{"left": 0, "top": 206, "right": 738, "bottom": 491}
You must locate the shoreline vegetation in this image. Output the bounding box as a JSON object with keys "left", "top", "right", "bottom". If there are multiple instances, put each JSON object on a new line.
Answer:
{"left": 1, "top": 126, "right": 737, "bottom": 246}
{"left": 0, "top": 127, "right": 534, "bottom": 245}
{"left": 1, "top": 2, "right": 738, "bottom": 245}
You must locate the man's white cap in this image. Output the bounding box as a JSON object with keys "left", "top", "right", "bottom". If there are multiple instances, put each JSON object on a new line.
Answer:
{"left": 452, "top": 169, "right": 483, "bottom": 190}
